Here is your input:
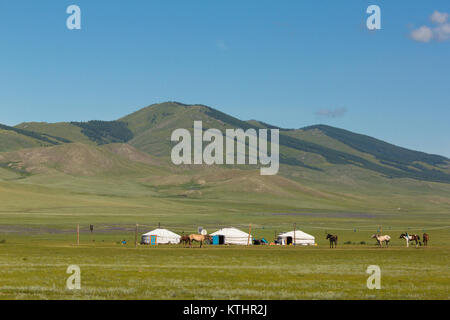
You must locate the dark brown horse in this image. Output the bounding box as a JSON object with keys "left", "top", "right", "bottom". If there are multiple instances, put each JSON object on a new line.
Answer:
{"left": 188, "top": 234, "right": 212, "bottom": 248}
{"left": 422, "top": 233, "right": 429, "bottom": 246}
{"left": 180, "top": 235, "right": 191, "bottom": 247}
{"left": 326, "top": 234, "right": 338, "bottom": 248}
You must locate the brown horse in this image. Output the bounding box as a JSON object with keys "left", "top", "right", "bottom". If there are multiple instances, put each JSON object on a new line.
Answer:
{"left": 423, "top": 233, "right": 429, "bottom": 246}
{"left": 326, "top": 234, "right": 338, "bottom": 248}
{"left": 180, "top": 235, "right": 191, "bottom": 247}
{"left": 188, "top": 234, "right": 212, "bottom": 248}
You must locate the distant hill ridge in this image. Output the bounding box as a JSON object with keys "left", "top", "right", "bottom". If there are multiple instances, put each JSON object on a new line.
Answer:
{"left": 2, "top": 101, "right": 449, "bottom": 184}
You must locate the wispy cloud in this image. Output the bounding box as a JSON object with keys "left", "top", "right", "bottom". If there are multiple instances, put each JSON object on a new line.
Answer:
{"left": 315, "top": 107, "right": 347, "bottom": 119}
{"left": 410, "top": 11, "right": 450, "bottom": 43}
{"left": 215, "top": 40, "right": 229, "bottom": 51}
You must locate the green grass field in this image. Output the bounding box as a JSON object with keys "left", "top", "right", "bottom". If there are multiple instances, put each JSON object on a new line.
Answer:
{"left": 0, "top": 206, "right": 448, "bottom": 300}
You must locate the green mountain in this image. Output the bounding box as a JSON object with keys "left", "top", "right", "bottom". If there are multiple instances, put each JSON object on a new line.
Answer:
{"left": 1, "top": 102, "right": 449, "bottom": 214}
{"left": 6, "top": 101, "right": 450, "bottom": 185}
{"left": 118, "top": 102, "right": 450, "bottom": 183}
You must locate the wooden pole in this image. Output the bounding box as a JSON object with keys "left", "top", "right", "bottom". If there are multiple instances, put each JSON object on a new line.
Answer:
{"left": 135, "top": 224, "right": 139, "bottom": 247}
{"left": 247, "top": 224, "right": 252, "bottom": 246}
{"left": 77, "top": 224, "right": 79, "bottom": 246}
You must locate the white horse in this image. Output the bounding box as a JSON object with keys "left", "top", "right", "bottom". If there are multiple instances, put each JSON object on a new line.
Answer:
{"left": 371, "top": 234, "right": 391, "bottom": 247}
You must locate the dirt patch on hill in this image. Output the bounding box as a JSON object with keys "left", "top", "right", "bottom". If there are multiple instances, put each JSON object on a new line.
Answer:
{"left": 102, "top": 143, "right": 160, "bottom": 166}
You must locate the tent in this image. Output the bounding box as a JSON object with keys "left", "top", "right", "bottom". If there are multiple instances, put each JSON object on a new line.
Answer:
{"left": 277, "top": 230, "right": 315, "bottom": 246}
{"left": 211, "top": 227, "right": 252, "bottom": 245}
{"left": 141, "top": 228, "right": 181, "bottom": 245}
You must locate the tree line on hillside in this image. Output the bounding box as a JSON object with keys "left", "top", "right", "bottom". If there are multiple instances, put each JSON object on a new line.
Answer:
{"left": 279, "top": 132, "right": 450, "bottom": 183}
{"left": 305, "top": 125, "right": 447, "bottom": 166}
{"left": 71, "top": 121, "right": 134, "bottom": 145}
{"left": 200, "top": 107, "right": 450, "bottom": 183}
{"left": 0, "top": 124, "right": 64, "bottom": 145}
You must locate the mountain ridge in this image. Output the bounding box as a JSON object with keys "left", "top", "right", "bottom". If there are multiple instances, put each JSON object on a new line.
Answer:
{"left": 3, "top": 101, "right": 450, "bottom": 184}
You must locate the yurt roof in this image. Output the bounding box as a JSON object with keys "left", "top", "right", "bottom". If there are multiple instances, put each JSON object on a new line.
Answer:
{"left": 278, "top": 230, "right": 315, "bottom": 240}
{"left": 211, "top": 227, "right": 251, "bottom": 237}
{"left": 142, "top": 228, "right": 180, "bottom": 237}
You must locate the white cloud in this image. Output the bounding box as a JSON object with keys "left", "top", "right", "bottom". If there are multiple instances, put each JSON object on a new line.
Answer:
{"left": 315, "top": 107, "right": 347, "bottom": 118}
{"left": 435, "top": 22, "right": 450, "bottom": 41}
{"left": 410, "top": 11, "right": 450, "bottom": 43}
{"left": 431, "top": 11, "right": 449, "bottom": 24}
{"left": 411, "top": 26, "right": 434, "bottom": 43}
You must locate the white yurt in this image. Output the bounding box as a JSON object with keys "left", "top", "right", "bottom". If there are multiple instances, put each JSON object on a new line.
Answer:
{"left": 277, "top": 230, "right": 315, "bottom": 246}
{"left": 211, "top": 227, "right": 252, "bottom": 245}
{"left": 141, "top": 228, "right": 181, "bottom": 245}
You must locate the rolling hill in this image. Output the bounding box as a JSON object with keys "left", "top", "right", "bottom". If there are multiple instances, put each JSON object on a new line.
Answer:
{"left": 6, "top": 102, "right": 450, "bottom": 184}
{"left": 0, "top": 101, "right": 448, "bottom": 214}
{"left": 120, "top": 102, "right": 450, "bottom": 183}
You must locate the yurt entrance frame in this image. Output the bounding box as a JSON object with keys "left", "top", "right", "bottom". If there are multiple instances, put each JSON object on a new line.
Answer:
{"left": 212, "top": 235, "right": 225, "bottom": 245}
{"left": 286, "top": 236, "right": 293, "bottom": 245}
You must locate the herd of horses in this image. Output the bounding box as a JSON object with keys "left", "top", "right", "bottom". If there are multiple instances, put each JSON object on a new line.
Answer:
{"left": 179, "top": 232, "right": 430, "bottom": 248}
{"left": 326, "top": 232, "right": 430, "bottom": 248}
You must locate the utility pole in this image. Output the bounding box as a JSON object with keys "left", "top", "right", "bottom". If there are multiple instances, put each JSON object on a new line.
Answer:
{"left": 247, "top": 224, "right": 252, "bottom": 246}
{"left": 90, "top": 224, "right": 94, "bottom": 244}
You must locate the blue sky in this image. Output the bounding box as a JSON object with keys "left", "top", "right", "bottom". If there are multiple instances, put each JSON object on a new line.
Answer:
{"left": 1, "top": 0, "right": 449, "bottom": 157}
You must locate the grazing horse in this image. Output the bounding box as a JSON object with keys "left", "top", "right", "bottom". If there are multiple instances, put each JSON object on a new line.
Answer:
{"left": 180, "top": 235, "right": 191, "bottom": 247}
{"left": 422, "top": 233, "right": 429, "bottom": 247}
{"left": 371, "top": 234, "right": 391, "bottom": 247}
{"left": 326, "top": 234, "right": 338, "bottom": 248}
{"left": 188, "top": 234, "right": 212, "bottom": 248}
{"left": 399, "top": 233, "right": 420, "bottom": 247}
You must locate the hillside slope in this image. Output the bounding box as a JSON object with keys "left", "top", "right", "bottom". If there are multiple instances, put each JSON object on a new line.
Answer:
{"left": 0, "top": 142, "right": 164, "bottom": 177}
{"left": 120, "top": 102, "right": 450, "bottom": 183}
{"left": 0, "top": 123, "right": 67, "bottom": 152}
{"left": 1, "top": 101, "right": 450, "bottom": 213}
{"left": 5, "top": 102, "right": 450, "bottom": 184}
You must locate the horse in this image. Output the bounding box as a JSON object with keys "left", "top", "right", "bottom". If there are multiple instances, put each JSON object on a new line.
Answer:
{"left": 188, "top": 234, "right": 212, "bottom": 248}
{"left": 180, "top": 235, "right": 191, "bottom": 247}
{"left": 422, "top": 233, "right": 429, "bottom": 247}
{"left": 371, "top": 234, "right": 391, "bottom": 247}
{"left": 399, "top": 233, "right": 420, "bottom": 247}
{"left": 326, "top": 234, "right": 338, "bottom": 248}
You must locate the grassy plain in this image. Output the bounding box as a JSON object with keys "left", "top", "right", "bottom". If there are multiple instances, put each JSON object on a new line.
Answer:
{"left": 0, "top": 184, "right": 448, "bottom": 300}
